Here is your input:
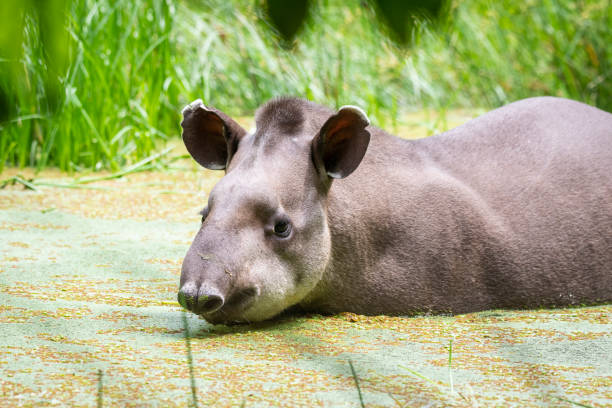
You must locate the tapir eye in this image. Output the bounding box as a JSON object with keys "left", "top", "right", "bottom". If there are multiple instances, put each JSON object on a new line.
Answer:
{"left": 273, "top": 220, "right": 292, "bottom": 238}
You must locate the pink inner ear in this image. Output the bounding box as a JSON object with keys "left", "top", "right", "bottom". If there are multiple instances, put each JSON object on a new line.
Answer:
{"left": 324, "top": 119, "right": 353, "bottom": 149}
{"left": 317, "top": 109, "right": 370, "bottom": 179}
{"left": 199, "top": 110, "right": 225, "bottom": 138}
{"left": 182, "top": 108, "right": 228, "bottom": 170}
{"left": 323, "top": 109, "right": 367, "bottom": 149}
{"left": 326, "top": 114, "right": 352, "bottom": 137}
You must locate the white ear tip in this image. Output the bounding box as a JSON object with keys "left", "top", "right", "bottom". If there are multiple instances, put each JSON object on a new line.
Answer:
{"left": 182, "top": 98, "right": 206, "bottom": 115}
{"left": 339, "top": 105, "right": 370, "bottom": 126}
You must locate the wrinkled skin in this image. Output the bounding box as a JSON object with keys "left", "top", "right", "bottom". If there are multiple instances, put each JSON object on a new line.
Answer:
{"left": 178, "top": 96, "right": 612, "bottom": 325}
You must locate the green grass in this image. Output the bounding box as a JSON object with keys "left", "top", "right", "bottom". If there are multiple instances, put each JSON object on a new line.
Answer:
{"left": 182, "top": 311, "right": 199, "bottom": 408}
{"left": 349, "top": 359, "right": 366, "bottom": 408}
{"left": 1, "top": 0, "right": 178, "bottom": 172}
{"left": 97, "top": 369, "right": 103, "bottom": 408}
{"left": 1, "top": 0, "right": 611, "bottom": 171}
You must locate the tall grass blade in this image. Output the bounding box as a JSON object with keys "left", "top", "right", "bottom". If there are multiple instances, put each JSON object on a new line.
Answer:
{"left": 96, "top": 369, "right": 103, "bottom": 408}
{"left": 348, "top": 359, "right": 366, "bottom": 408}
{"left": 447, "top": 337, "right": 454, "bottom": 395}
{"left": 73, "top": 146, "right": 173, "bottom": 185}
{"left": 0, "top": 176, "right": 39, "bottom": 191}
{"left": 555, "top": 396, "right": 595, "bottom": 408}
{"left": 182, "top": 311, "right": 199, "bottom": 408}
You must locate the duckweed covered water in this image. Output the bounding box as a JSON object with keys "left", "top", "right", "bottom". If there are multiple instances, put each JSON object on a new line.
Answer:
{"left": 1, "top": 165, "right": 611, "bottom": 407}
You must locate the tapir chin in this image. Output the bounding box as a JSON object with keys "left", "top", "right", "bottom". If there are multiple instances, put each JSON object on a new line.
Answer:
{"left": 177, "top": 96, "right": 612, "bottom": 325}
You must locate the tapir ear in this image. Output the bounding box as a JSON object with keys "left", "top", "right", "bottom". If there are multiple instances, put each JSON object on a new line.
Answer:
{"left": 312, "top": 105, "right": 371, "bottom": 179}
{"left": 181, "top": 99, "right": 247, "bottom": 170}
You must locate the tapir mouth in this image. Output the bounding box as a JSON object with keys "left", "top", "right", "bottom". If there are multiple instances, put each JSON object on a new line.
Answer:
{"left": 200, "top": 309, "right": 251, "bottom": 325}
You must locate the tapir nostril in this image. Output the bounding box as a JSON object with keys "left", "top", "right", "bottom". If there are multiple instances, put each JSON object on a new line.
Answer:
{"left": 178, "top": 281, "right": 199, "bottom": 310}
{"left": 197, "top": 293, "right": 224, "bottom": 314}
{"left": 197, "top": 284, "right": 225, "bottom": 314}
{"left": 178, "top": 282, "right": 225, "bottom": 314}
{"left": 226, "top": 286, "right": 259, "bottom": 307}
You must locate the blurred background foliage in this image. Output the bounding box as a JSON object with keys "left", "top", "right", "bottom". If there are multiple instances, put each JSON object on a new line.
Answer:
{"left": 0, "top": 0, "right": 610, "bottom": 172}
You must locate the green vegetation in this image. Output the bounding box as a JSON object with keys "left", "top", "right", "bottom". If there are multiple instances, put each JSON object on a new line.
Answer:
{"left": 183, "top": 311, "right": 200, "bottom": 408}
{"left": 1, "top": 0, "right": 610, "bottom": 171}
{"left": 348, "top": 360, "right": 366, "bottom": 408}
{"left": 97, "top": 369, "right": 103, "bottom": 408}
{"left": 2, "top": 193, "right": 611, "bottom": 405}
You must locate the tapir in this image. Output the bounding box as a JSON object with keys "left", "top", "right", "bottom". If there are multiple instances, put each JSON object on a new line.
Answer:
{"left": 177, "top": 96, "right": 612, "bottom": 324}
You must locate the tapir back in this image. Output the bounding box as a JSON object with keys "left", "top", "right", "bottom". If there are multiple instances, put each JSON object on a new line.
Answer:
{"left": 303, "top": 97, "right": 612, "bottom": 315}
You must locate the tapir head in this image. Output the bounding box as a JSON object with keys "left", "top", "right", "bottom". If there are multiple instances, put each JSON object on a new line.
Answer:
{"left": 178, "top": 97, "right": 370, "bottom": 324}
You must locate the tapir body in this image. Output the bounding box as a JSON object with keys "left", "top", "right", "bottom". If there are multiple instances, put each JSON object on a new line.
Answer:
{"left": 178, "top": 96, "right": 612, "bottom": 324}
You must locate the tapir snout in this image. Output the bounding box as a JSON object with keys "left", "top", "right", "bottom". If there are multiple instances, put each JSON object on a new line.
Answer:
{"left": 178, "top": 280, "right": 226, "bottom": 315}
{"left": 178, "top": 280, "right": 261, "bottom": 320}
{"left": 178, "top": 241, "right": 263, "bottom": 322}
